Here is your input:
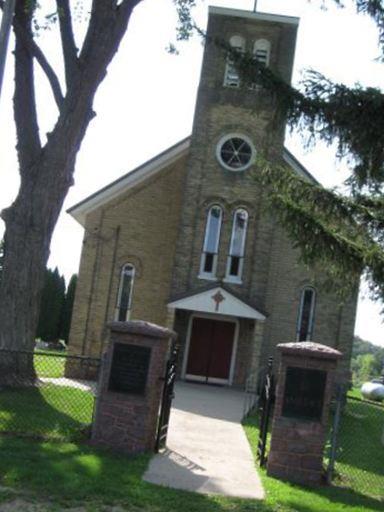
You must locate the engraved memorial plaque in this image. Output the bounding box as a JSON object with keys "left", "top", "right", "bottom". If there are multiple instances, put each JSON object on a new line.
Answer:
{"left": 108, "top": 343, "right": 151, "bottom": 394}
{"left": 282, "top": 367, "right": 326, "bottom": 421}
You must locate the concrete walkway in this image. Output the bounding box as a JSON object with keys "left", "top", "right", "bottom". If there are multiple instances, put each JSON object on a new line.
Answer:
{"left": 143, "top": 382, "right": 264, "bottom": 499}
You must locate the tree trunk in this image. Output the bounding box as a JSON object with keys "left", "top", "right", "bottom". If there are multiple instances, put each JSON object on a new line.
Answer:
{"left": 0, "top": 0, "right": 141, "bottom": 385}
{"left": 0, "top": 153, "right": 74, "bottom": 384}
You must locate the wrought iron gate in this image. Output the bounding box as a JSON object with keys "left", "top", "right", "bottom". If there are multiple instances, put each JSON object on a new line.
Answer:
{"left": 155, "top": 342, "right": 178, "bottom": 452}
{"left": 257, "top": 357, "right": 275, "bottom": 467}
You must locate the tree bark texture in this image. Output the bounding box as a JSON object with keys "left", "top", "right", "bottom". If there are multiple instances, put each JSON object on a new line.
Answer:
{"left": 0, "top": 0, "right": 141, "bottom": 382}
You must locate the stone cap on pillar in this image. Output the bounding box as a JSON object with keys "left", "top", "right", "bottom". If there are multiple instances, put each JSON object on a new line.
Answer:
{"left": 277, "top": 341, "right": 342, "bottom": 360}
{"left": 107, "top": 320, "right": 177, "bottom": 340}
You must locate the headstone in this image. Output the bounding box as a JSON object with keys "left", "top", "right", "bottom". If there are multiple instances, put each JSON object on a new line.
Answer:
{"left": 91, "top": 320, "right": 176, "bottom": 454}
{"left": 267, "top": 342, "right": 342, "bottom": 486}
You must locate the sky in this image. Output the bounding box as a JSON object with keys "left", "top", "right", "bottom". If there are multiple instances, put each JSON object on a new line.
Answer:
{"left": 0, "top": 0, "right": 383, "bottom": 347}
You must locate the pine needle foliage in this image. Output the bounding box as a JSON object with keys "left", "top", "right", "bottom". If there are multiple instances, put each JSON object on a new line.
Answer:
{"left": 256, "top": 160, "right": 384, "bottom": 302}
{"left": 221, "top": 50, "right": 384, "bottom": 191}
{"left": 183, "top": 1, "right": 384, "bottom": 191}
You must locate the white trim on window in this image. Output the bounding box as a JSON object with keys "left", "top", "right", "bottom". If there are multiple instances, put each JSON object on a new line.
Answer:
{"left": 216, "top": 133, "right": 256, "bottom": 172}
{"left": 253, "top": 39, "right": 271, "bottom": 67}
{"left": 224, "top": 35, "right": 246, "bottom": 88}
{"left": 296, "top": 286, "right": 316, "bottom": 341}
{"left": 249, "top": 39, "right": 271, "bottom": 90}
{"left": 225, "top": 208, "right": 248, "bottom": 283}
{"left": 199, "top": 205, "right": 223, "bottom": 280}
{"left": 115, "top": 263, "right": 135, "bottom": 321}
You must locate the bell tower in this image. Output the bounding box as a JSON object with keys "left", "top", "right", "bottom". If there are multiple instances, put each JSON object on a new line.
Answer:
{"left": 171, "top": 7, "right": 299, "bottom": 299}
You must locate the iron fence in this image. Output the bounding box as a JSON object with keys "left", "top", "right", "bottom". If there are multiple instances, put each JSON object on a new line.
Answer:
{"left": 0, "top": 349, "right": 100, "bottom": 441}
{"left": 256, "top": 358, "right": 274, "bottom": 467}
{"left": 243, "top": 371, "right": 259, "bottom": 418}
{"left": 327, "top": 391, "right": 384, "bottom": 499}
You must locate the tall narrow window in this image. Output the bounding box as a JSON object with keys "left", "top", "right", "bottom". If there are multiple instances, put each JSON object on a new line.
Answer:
{"left": 296, "top": 287, "right": 316, "bottom": 341}
{"left": 226, "top": 208, "right": 248, "bottom": 282}
{"left": 116, "top": 264, "right": 135, "bottom": 321}
{"left": 250, "top": 39, "right": 271, "bottom": 89}
{"left": 200, "top": 206, "right": 223, "bottom": 278}
{"left": 224, "top": 35, "right": 246, "bottom": 88}
{"left": 253, "top": 39, "right": 271, "bottom": 67}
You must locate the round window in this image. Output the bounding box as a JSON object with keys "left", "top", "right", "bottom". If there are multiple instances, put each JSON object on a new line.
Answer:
{"left": 216, "top": 134, "right": 255, "bottom": 171}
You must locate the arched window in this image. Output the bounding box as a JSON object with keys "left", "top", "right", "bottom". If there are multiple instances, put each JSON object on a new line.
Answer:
{"left": 296, "top": 287, "right": 316, "bottom": 341}
{"left": 200, "top": 205, "right": 223, "bottom": 278}
{"left": 250, "top": 39, "right": 271, "bottom": 89}
{"left": 224, "top": 35, "right": 246, "bottom": 88}
{"left": 253, "top": 39, "right": 271, "bottom": 67}
{"left": 226, "top": 208, "right": 248, "bottom": 282}
{"left": 116, "top": 264, "right": 135, "bottom": 321}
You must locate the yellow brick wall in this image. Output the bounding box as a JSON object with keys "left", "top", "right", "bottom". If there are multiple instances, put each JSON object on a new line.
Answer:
{"left": 67, "top": 156, "right": 188, "bottom": 359}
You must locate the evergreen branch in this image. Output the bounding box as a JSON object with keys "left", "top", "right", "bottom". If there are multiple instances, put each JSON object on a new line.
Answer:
{"left": 174, "top": 1, "right": 384, "bottom": 190}
{"left": 260, "top": 164, "right": 384, "bottom": 300}
{"left": 231, "top": 45, "right": 384, "bottom": 190}
{"left": 331, "top": 1, "right": 384, "bottom": 54}
{"left": 271, "top": 194, "right": 364, "bottom": 272}
{"left": 268, "top": 193, "right": 367, "bottom": 298}
{"left": 56, "top": 0, "right": 78, "bottom": 88}
{"left": 353, "top": 0, "right": 384, "bottom": 54}
{"left": 258, "top": 159, "right": 384, "bottom": 236}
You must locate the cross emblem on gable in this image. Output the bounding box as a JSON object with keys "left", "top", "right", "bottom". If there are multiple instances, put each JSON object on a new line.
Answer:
{"left": 211, "top": 290, "right": 226, "bottom": 312}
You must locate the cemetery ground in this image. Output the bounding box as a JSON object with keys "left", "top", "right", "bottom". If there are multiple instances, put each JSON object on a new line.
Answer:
{"left": 0, "top": 353, "right": 383, "bottom": 511}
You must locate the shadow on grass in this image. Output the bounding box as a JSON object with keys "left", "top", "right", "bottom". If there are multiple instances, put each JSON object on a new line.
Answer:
{"left": 243, "top": 415, "right": 384, "bottom": 512}
{"left": 0, "top": 437, "right": 271, "bottom": 511}
{"left": 0, "top": 384, "right": 94, "bottom": 440}
{"left": 269, "top": 476, "right": 384, "bottom": 512}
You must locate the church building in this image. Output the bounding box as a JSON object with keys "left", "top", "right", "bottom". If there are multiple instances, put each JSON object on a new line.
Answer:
{"left": 67, "top": 6, "right": 357, "bottom": 386}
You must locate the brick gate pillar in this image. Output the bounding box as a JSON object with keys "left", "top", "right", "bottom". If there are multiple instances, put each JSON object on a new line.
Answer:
{"left": 91, "top": 320, "right": 176, "bottom": 454}
{"left": 267, "top": 342, "right": 342, "bottom": 485}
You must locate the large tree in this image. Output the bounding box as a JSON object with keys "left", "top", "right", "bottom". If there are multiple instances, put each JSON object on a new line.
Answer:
{"left": 0, "top": 0, "right": 143, "bottom": 380}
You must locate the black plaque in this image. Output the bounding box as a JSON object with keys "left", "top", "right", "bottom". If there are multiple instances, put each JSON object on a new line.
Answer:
{"left": 108, "top": 343, "right": 151, "bottom": 394}
{"left": 282, "top": 367, "right": 326, "bottom": 421}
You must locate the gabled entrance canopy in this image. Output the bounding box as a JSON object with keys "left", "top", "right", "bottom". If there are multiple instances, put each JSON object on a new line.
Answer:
{"left": 167, "top": 286, "right": 266, "bottom": 321}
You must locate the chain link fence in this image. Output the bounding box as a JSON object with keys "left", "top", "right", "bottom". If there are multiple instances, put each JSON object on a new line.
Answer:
{"left": 0, "top": 349, "right": 100, "bottom": 441}
{"left": 328, "top": 392, "right": 384, "bottom": 499}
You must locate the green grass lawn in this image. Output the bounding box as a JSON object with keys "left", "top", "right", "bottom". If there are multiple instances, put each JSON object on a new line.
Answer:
{"left": 243, "top": 415, "right": 383, "bottom": 512}
{"left": 0, "top": 350, "right": 95, "bottom": 440}
{"left": 0, "top": 427, "right": 382, "bottom": 512}
{"left": 348, "top": 387, "right": 363, "bottom": 399}
{"left": 0, "top": 379, "right": 383, "bottom": 511}
{"left": 331, "top": 397, "right": 384, "bottom": 498}
{"left": 0, "top": 399, "right": 382, "bottom": 510}
{"left": 0, "top": 384, "right": 94, "bottom": 440}
{"left": 34, "top": 350, "right": 66, "bottom": 378}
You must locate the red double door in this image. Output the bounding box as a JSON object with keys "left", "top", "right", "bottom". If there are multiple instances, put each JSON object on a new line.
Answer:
{"left": 185, "top": 317, "right": 236, "bottom": 384}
